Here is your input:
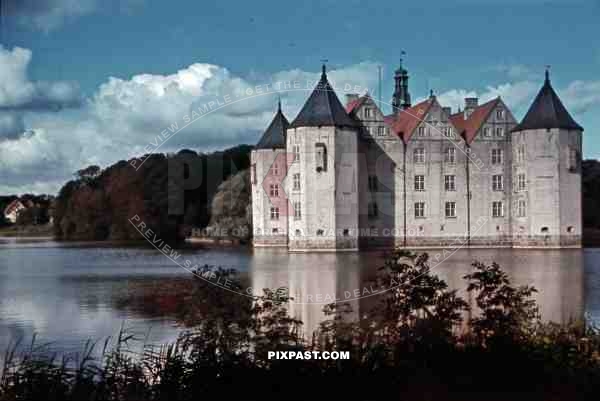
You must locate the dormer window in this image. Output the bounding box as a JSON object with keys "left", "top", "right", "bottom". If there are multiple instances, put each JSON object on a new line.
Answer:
{"left": 315, "top": 143, "right": 327, "bottom": 172}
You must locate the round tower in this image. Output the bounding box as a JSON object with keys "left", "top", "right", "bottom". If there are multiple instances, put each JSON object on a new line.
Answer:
{"left": 250, "top": 100, "right": 289, "bottom": 247}
{"left": 285, "top": 65, "right": 360, "bottom": 251}
{"left": 510, "top": 69, "right": 583, "bottom": 248}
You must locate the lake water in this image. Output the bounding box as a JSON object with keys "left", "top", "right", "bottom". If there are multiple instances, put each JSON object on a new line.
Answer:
{"left": 1, "top": 237, "right": 599, "bottom": 359}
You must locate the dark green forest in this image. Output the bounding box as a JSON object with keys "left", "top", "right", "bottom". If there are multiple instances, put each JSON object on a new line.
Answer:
{"left": 52, "top": 145, "right": 251, "bottom": 242}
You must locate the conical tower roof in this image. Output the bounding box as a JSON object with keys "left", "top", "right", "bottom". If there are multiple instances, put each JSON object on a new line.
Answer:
{"left": 513, "top": 71, "right": 583, "bottom": 132}
{"left": 255, "top": 100, "right": 289, "bottom": 149}
{"left": 289, "top": 65, "right": 358, "bottom": 128}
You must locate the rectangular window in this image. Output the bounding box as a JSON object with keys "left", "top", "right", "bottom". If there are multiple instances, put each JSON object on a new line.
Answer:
{"left": 272, "top": 163, "right": 279, "bottom": 175}
{"left": 414, "top": 175, "right": 425, "bottom": 191}
{"left": 517, "top": 200, "right": 526, "bottom": 217}
{"left": 417, "top": 126, "right": 426, "bottom": 137}
{"left": 491, "top": 149, "right": 503, "bottom": 164}
{"left": 377, "top": 126, "right": 385, "bottom": 136}
{"left": 251, "top": 164, "right": 257, "bottom": 184}
{"left": 496, "top": 127, "right": 504, "bottom": 137}
{"left": 368, "top": 202, "right": 378, "bottom": 218}
{"left": 484, "top": 127, "right": 492, "bottom": 137}
{"left": 569, "top": 148, "right": 579, "bottom": 171}
{"left": 517, "top": 173, "right": 526, "bottom": 191}
{"left": 413, "top": 148, "right": 425, "bottom": 163}
{"left": 315, "top": 143, "right": 327, "bottom": 172}
{"left": 293, "top": 202, "right": 301, "bottom": 220}
{"left": 518, "top": 145, "right": 526, "bottom": 163}
{"left": 269, "top": 184, "right": 279, "bottom": 197}
{"left": 270, "top": 207, "right": 280, "bottom": 220}
{"left": 445, "top": 201, "right": 456, "bottom": 218}
{"left": 444, "top": 127, "right": 453, "bottom": 138}
{"left": 414, "top": 202, "right": 425, "bottom": 218}
{"left": 293, "top": 173, "right": 301, "bottom": 190}
{"left": 368, "top": 175, "right": 378, "bottom": 192}
{"left": 445, "top": 147, "right": 456, "bottom": 164}
{"left": 444, "top": 175, "right": 456, "bottom": 191}
{"left": 293, "top": 145, "right": 300, "bottom": 162}
{"left": 492, "top": 174, "right": 504, "bottom": 191}
{"left": 496, "top": 109, "right": 504, "bottom": 119}
{"left": 492, "top": 201, "right": 504, "bottom": 218}
{"left": 364, "top": 108, "right": 373, "bottom": 118}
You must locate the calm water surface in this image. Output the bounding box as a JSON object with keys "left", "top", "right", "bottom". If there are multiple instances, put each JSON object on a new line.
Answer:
{"left": 1, "top": 237, "right": 599, "bottom": 358}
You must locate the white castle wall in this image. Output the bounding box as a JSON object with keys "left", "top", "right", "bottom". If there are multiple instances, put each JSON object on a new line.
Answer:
{"left": 251, "top": 89, "right": 581, "bottom": 250}
{"left": 467, "top": 103, "right": 515, "bottom": 245}
{"left": 251, "top": 148, "right": 288, "bottom": 247}
{"left": 403, "top": 103, "right": 470, "bottom": 246}
{"left": 286, "top": 126, "right": 359, "bottom": 251}
{"left": 511, "top": 128, "right": 582, "bottom": 247}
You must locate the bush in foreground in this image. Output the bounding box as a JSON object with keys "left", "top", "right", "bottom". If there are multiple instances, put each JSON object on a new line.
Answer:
{"left": 1, "top": 251, "right": 599, "bottom": 401}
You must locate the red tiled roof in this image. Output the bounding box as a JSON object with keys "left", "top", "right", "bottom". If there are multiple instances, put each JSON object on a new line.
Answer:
{"left": 450, "top": 98, "right": 500, "bottom": 144}
{"left": 389, "top": 98, "right": 435, "bottom": 143}
{"left": 3, "top": 199, "right": 25, "bottom": 215}
{"left": 345, "top": 94, "right": 373, "bottom": 115}
{"left": 345, "top": 98, "right": 362, "bottom": 114}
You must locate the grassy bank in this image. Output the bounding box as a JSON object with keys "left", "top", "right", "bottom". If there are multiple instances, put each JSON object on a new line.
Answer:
{"left": 0, "top": 224, "right": 54, "bottom": 238}
{"left": 1, "top": 251, "right": 599, "bottom": 401}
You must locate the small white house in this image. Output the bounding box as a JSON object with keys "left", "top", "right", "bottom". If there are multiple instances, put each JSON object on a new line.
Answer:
{"left": 3, "top": 200, "right": 26, "bottom": 223}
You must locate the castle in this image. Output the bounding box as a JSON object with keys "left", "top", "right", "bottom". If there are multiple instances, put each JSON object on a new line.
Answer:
{"left": 250, "top": 62, "right": 583, "bottom": 251}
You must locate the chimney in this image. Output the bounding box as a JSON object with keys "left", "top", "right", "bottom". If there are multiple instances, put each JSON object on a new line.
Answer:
{"left": 345, "top": 93, "right": 359, "bottom": 106}
{"left": 464, "top": 97, "right": 478, "bottom": 118}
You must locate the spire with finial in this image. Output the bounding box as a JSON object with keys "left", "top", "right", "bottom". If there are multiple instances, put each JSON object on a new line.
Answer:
{"left": 320, "top": 59, "right": 328, "bottom": 80}
{"left": 392, "top": 51, "right": 411, "bottom": 112}
{"left": 513, "top": 65, "right": 583, "bottom": 132}
{"left": 277, "top": 95, "right": 282, "bottom": 112}
{"left": 289, "top": 62, "right": 357, "bottom": 128}
{"left": 430, "top": 89, "right": 435, "bottom": 98}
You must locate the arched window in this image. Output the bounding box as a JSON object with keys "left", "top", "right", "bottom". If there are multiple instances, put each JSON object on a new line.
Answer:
{"left": 315, "top": 143, "right": 327, "bottom": 172}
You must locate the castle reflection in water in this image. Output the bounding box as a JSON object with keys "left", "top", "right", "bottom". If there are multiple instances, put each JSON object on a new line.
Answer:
{"left": 251, "top": 249, "right": 587, "bottom": 338}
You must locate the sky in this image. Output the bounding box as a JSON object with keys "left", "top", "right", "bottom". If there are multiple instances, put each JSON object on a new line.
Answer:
{"left": 0, "top": 0, "right": 599, "bottom": 194}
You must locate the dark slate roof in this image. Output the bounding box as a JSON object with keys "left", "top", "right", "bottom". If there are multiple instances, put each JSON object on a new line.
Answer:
{"left": 255, "top": 101, "right": 289, "bottom": 149}
{"left": 289, "top": 65, "right": 358, "bottom": 128}
{"left": 513, "top": 72, "right": 583, "bottom": 132}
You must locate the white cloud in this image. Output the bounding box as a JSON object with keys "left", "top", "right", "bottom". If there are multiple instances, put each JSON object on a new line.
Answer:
{"left": 436, "top": 81, "right": 539, "bottom": 113}
{"left": 0, "top": 46, "right": 81, "bottom": 115}
{"left": 562, "top": 80, "right": 600, "bottom": 114}
{"left": 0, "top": 52, "right": 378, "bottom": 194}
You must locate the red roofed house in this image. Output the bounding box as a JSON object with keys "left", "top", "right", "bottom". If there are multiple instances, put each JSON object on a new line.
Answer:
{"left": 4, "top": 200, "right": 26, "bottom": 224}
